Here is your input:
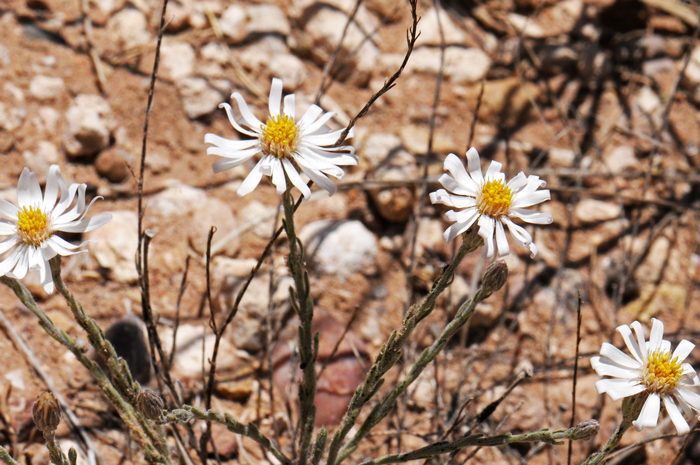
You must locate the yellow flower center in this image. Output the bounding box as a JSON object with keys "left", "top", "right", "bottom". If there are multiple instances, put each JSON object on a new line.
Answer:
{"left": 260, "top": 114, "right": 299, "bottom": 159}
{"left": 477, "top": 179, "right": 513, "bottom": 218}
{"left": 642, "top": 349, "right": 683, "bottom": 395}
{"left": 17, "top": 206, "right": 52, "bottom": 247}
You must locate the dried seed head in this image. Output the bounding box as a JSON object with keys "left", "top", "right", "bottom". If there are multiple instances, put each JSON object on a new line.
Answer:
{"left": 571, "top": 419, "right": 600, "bottom": 440}
{"left": 481, "top": 260, "right": 508, "bottom": 297}
{"left": 33, "top": 391, "right": 61, "bottom": 432}
{"left": 137, "top": 388, "right": 165, "bottom": 420}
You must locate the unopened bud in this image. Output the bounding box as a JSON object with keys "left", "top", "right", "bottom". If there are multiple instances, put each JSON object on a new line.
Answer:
{"left": 481, "top": 261, "right": 508, "bottom": 297}
{"left": 571, "top": 419, "right": 600, "bottom": 440}
{"left": 33, "top": 391, "right": 61, "bottom": 433}
{"left": 137, "top": 388, "right": 164, "bottom": 420}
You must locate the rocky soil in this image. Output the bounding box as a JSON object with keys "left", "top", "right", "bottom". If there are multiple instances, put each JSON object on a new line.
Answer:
{"left": 1, "top": 0, "right": 700, "bottom": 464}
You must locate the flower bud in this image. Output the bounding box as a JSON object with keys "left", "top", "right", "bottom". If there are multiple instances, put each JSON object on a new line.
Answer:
{"left": 481, "top": 261, "right": 508, "bottom": 297}
{"left": 33, "top": 391, "right": 61, "bottom": 433}
{"left": 137, "top": 388, "right": 165, "bottom": 420}
{"left": 571, "top": 419, "right": 599, "bottom": 440}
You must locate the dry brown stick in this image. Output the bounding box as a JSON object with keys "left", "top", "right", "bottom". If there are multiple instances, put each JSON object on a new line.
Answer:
{"left": 567, "top": 293, "right": 583, "bottom": 465}
{"left": 0, "top": 308, "right": 102, "bottom": 465}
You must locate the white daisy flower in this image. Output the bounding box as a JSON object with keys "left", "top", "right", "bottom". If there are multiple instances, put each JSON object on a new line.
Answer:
{"left": 429, "top": 148, "right": 552, "bottom": 258}
{"left": 204, "top": 77, "right": 357, "bottom": 199}
{"left": 0, "top": 165, "right": 112, "bottom": 293}
{"left": 591, "top": 318, "right": 700, "bottom": 435}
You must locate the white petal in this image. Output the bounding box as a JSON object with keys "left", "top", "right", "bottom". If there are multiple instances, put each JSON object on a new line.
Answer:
{"left": 445, "top": 153, "right": 480, "bottom": 195}
{"left": 45, "top": 236, "right": 84, "bottom": 256}
{"left": 282, "top": 159, "right": 311, "bottom": 199}
{"left": 52, "top": 183, "right": 80, "bottom": 218}
{"left": 649, "top": 318, "right": 664, "bottom": 352}
{"left": 466, "top": 148, "right": 483, "bottom": 185}
{"left": 509, "top": 208, "right": 553, "bottom": 225}
{"left": 0, "top": 220, "right": 16, "bottom": 235}
{"left": 443, "top": 209, "right": 480, "bottom": 243}
{"left": 0, "top": 236, "right": 18, "bottom": 254}
{"left": 594, "top": 378, "right": 645, "bottom": 400}
{"left": 207, "top": 145, "right": 261, "bottom": 162}
{"left": 212, "top": 155, "right": 255, "bottom": 173}
{"left": 631, "top": 321, "right": 648, "bottom": 359}
{"left": 57, "top": 213, "right": 112, "bottom": 233}
{"left": 663, "top": 396, "right": 690, "bottom": 435}
{"left": 298, "top": 105, "right": 324, "bottom": 130}
{"left": 502, "top": 217, "right": 536, "bottom": 257}
{"left": 299, "top": 164, "right": 336, "bottom": 196}
{"left": 439, "top": 173, "right": 477, "bottom": 197}
{"left": 600, "top": 342, "right": 642, "bottom": 369}
{"left": 633, "top": 394, "right": 660, "bottom": 430}
{"left": 237, "top": 158, "right": 266, "bottom": 197}
{"left": 673, "top": 339, "right": 695, "bottom": 362}
{"left": 301, "top": 111, "right": 335, "bottom": 136}
{"left": 18, "top": 168, "right": 40, "bottom": 208}
{"left": 12, "top": 246, "right": 29, "bottom": 279}
{"left": 42, "top": 165, "right": 61, "bottom": 210}
{"left": 270, "top": 159, "right": 287, "bottom": 195}
{"left": 617, "top": 324, "right": 645, "bottom": 365}
{"left": 484, "top": 160, "right": 503, "bottom": 180}
{"left": 494, "top": 220, "right": 509, "bottom": 257}
{"left": 677, "top": 388, "right": 700, "bottom": 412}
{"left": 230, "top": 93, "right": 264, "bottom": 129}
{"left": 590, "top": 356, "right": 640, "bottom": 379}
{"left": 0, "top": 199, "right": 19, "bottom": 220}
{"left": 283, "top": 94, "right": 295, "bottom": 119}
{"left": 219, "top": 102, "right": 259, "bottom": 138}
{"left": 511, "top": 190, "right": 550, "bottom": 209}
{"left": 477, "top": 215, "right": 495, "bottom": 258}
{"left": 204, "top": 133, "right": 258, "bottom": 151}
{"left": 268, "top": 78, "right": 283, "bottom": 117}
{"left": 507, "top": 172, "right": 529, "bottom": 192}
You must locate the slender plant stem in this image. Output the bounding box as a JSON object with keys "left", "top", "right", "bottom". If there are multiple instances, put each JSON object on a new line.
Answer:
{"left": 163, "top": 406, "right": 291, "bottom": 465}
{"left": 335, "top": 256, "right": 502, "bottom": 463}
{"left": 0, "top": 447, "right": 21, "bottom": 465}
{"left": 359, "top": 420, "right": 600, "bottom": 465}
{"left": 282, "top": 189, "right": 318, "bottom": 464}
{"left": 326, "top": 228, "right": 483, "bottom": 465}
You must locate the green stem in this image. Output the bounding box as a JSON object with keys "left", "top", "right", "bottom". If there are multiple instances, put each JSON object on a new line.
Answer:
{"left": 282, "top": 189, "right": 317, "bottom": 463}
{"left": 326, "top": 228, "right": 483, "bottom": 465}
{"left": 359, "top": 420, "right": 599, "bottom": 464}
{"left": 335, "top": 254, "right": 498, "bottom": 463}
{"left": 163, "top": 406, "right": 291, "bottom": 465}
{"left": 44, "top": 431, "right": 68, "bottom": 465}
{"left": 0, "top": 276, "right": 168, "bottom": 464}
{"left": 0, "top": 446, "right": 21, "bottom": 465}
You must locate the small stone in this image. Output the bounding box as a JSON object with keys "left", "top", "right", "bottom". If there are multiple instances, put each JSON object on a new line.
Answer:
{"left": 361, "top": 132, "right": 403, "bottom": 168}
{"left": 604, "top": 146, "right": 637, "bottom": 173}
{"left": 160, "top": 39, "right": 195, "bottom": 82}
{"left": 177, "top": 77, "right": 223, "bottom": 119}
{"left": 219, "top": 5, "right": 246, "bottom": 42}
{"left": 508, "top": 0, "right": 582, "bottom": 38}
{"left": 268, "top": 54, "right": 307, "bottom": 91}
{"left": 36, "top": 106, "right": 60, "bottom": 133}
{"left": 148, "top": 183, "right": 207, "bottom": 218}
{"left": 187, "top": 197, "right": 237, "bottom": 255}
{"left": 106, "top": 7, "right": 151, "bottom": 51}
{"left": 635, "top": 86, "right": 661, "bottom": 114}
{"left": 103, "top": 316, "right": 152, "bottom": 385}
{"left": 299, "top": 220, "right": 378, "bottom": 277}
{"left": 415, "top": 7, "right": 466, "bottom": 46}
{"left": 23, "top": 142, "right": 60, "bottom": 183}
{"left": 4, "top": 82, "right": 24, "bottom": 102}
{"left": 547, "top": 147, "right": 576, "bottom": 167}
{"left": 87, "top": 210, "right": 139, "bottom": 283}
{"left": 159, "top": 324, "right": 240, "bottom": 378}
{"left": 64, "top": 94, "right": 114, "bottom": 157}
{"left": 0, "top": 102, "right": 25, "bottom": 131}
{"left": 399, "top": 125, "right": 458, "bottom": 155}
{"left": 29, "top": 75, "right": 64, "bottom": 101}
{"left": 246, "top": 4, "right": 290, "bottom": 36}
{"left": 369, "top": 187, "right": 414, "bottom": 223}
{"left": 574, "top": 199, "right": 621, "bottom": 224}
{"left": 94, "top": 147, "right": 131, "bottom": 183}
{"left": 215, "top": 377, "right": 255, "bottom": 402}
{"left": 444, "top": 47, "right": 491, "bottom": 84}
{"left": 683, "top": 44, "right": 700, "bottom": 88}
{"left": 304, "top": 7, "right": 380, "bottom": 86}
